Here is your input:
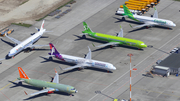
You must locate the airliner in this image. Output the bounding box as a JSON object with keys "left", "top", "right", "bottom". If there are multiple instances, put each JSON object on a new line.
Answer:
{"left": 122, "top": 5, "right": 176, "bottom": 28}
{"left": 81, "top": 22, "right": 147, "bottom": 49}
{"left": 48, "top": 43, "right": 116, "bottom": 72}
{"left": 5, "top": 20, "right": 49, "bottom": 57}
{"left": 16, "top": 67, "right": 77, "bottom": 96}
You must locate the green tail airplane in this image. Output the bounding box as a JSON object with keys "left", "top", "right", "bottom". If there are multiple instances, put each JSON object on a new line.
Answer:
{"left": 17, "top": 67, "right": 78, "bottom": 96}
{"left": 82, "top": 22, "right": 147, "bottom": 49}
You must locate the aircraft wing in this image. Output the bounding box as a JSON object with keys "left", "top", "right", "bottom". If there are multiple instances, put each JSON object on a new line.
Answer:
{"left": 63, "top": 65, "right": 82, "bottom": 71}
{"left": 25, "top": 44, "right": 49, "bottom": 48}
{"left": 29, "top": 88, "right": 55, "bottom": 96}
{"left": 5, "top": 34, "right": 21, "bottom": 45}
{"left": 96, "top": 42, "right": 120, "bottom": 48}
{"left": 131, "top": 22, "right": 158, "bottom": 29}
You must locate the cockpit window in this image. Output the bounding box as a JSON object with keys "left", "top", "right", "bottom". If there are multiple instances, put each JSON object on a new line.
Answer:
{"left": 141, "top": 43, "right": 144, "bottom": 45}
{"left": 71, "top": 88, "right": 75, "bottom": 90}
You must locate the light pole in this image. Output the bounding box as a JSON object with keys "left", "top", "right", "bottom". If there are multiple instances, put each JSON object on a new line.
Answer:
{"left": 127, "top": 53, "right": 133, "bottom": 101}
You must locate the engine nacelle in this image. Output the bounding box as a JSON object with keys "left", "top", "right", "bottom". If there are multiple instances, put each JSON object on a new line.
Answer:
{"left": 47, "top": 91, "right": 54, "bottom": 94}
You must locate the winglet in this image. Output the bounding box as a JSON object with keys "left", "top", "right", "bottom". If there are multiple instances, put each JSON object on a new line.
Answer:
{"left": 18, "top": 67, "right": 29, "bottom": 79}
{"left": 129, "top": 24, "right": 133, "bottom": 28}
{"left": 92, "top": 43, "right": 95, "bottom": 47}
{"left": 54, "top": 68, "right": 57, "bottom": 73}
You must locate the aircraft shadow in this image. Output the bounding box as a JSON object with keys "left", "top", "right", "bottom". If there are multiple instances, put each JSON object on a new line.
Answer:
{"left": 59, "top": 69, "right": 79, "bottom": 75}
{"left": 9, "top": 81, "right": 42, "bottom": 90}
{"left": 113, "top": 17, "right": 143, "bottom": 25}
{"left": 73, "top": 35, "right": 107, "bottom": 44}
{"left": 1, "top": 38, "right": 15, "bottom": 47}
{"left": 39, "top": 56, "right": 75, "bottom": 66}
{"left": 86, "top": 67, "right": 113, "bottom": 73}
{"left": 95, "top": 90, "right": 114, "bottom": 100}
{"left": 23, "top": 91, "right": 70, "bottom": 100}
{"left": 92, "top": 44, "right": 144, "bottom": 52}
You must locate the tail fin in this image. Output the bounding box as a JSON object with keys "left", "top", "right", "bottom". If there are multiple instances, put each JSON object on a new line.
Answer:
{"left": 49, "top": 43, "right": 59, "bottom": 55}
{"left": 122, "top": 5, "right": 133, "bottom": 16}
{"left": 82, "top": 22, "right": 93, "bottom": 33}
{"left": 18, "top": 67, "right": 29, "bottom": 79}
{"left": 40, "top": 20, "right": 45, "bottom": 31}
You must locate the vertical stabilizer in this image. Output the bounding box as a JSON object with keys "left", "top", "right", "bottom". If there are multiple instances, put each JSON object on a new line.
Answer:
{"left": 18, "top": 67, "right": 29, "bottom": 79}
{"left": 82, "top": 22, "right": 93, "bottom": 34}
{"left": 40, "top": 20, "right": 45, "bottom": 31}
{"left": 49, "top": 43, "right": 60, "bottom": 55}
{"left": 122, "top": 5, "right": 133, "bottom": 16}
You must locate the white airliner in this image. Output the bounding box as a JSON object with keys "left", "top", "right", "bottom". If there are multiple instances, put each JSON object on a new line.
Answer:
{"left": 122, "top": 5, "right": 176, "bottom": 28}
{"left": 48, "top": 43, "right": 116, "bottom": 72}
{"left": 5, "top": 20, "right": 49, "bottom": 57}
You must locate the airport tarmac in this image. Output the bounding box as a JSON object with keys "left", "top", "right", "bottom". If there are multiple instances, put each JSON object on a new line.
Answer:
{"left": 0, "top": 0, "right": 180, "bottom": 101}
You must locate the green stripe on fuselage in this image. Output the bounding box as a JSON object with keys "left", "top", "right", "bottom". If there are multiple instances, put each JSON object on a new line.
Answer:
{"left": 89, "top": 32, "right": 146, "bottom": 48}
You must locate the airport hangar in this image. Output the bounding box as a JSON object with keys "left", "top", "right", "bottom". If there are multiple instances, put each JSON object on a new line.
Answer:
{"left": 153, "top": 52, "right": 180, "bottom": 76}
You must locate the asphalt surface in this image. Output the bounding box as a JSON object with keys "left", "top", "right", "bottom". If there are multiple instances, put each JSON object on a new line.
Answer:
{"left": 0, "top": 0, "right": 180, "bottom": 101}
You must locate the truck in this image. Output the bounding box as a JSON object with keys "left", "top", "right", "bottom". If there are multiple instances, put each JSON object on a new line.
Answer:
{"left": 116, "top": 8, "right": 142, "bottom": 15}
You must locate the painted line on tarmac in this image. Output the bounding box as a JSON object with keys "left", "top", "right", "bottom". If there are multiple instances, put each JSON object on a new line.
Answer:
{"left": 0, "top": 79, "right": 17, "bottom": 91}
{"left": 89, "top": 32, "right": 180, "bottom": 101}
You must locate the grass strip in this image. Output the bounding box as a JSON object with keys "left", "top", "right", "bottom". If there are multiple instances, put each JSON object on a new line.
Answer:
{"left": 11, "top": 23, "right": 32, "bottom": 27}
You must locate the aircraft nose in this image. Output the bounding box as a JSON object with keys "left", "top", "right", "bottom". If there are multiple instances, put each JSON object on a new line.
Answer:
{"left": 75, "top": 90, "right": 78, "bottom": 93}
{"left": 144, "top": 44, "right": 147, "bottom": 48}
{"left": 8, "top": 52, "right": 13, "bottom": 57}
{"left": 112, "top": 66, "right": 116, "bottom": 70}
{"left": 174, "top": 23, "right": 176, "bottom": 27}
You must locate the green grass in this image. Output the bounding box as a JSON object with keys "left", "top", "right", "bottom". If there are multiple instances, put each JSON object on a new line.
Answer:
{"left": 36, "top": 0, "right": 74, "bottom": 21}
{"left": 12, "top": 23, "right": 32, "bottom": 27}
{"left": 20, "top": 0, "right": 29, "bottom": 5}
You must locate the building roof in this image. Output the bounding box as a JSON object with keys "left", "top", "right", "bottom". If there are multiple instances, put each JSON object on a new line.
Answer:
{"left": 158, "top": 53, "right": 180, "bottom": 69}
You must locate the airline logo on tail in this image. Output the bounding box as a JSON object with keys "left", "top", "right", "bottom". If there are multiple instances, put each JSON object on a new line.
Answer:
{"left": 18, "top": 67, "right": 29, "bottom": 79}
{"left": 83, "top": 22, "right": 93, "bottom": 33}
{"left": 122, "top": 5, "right": 139, "bottom": 22}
